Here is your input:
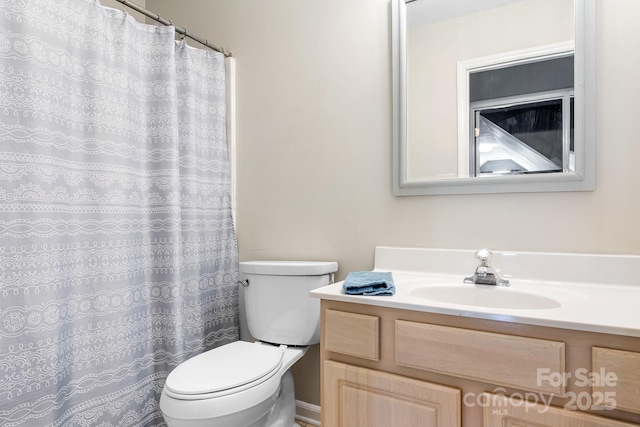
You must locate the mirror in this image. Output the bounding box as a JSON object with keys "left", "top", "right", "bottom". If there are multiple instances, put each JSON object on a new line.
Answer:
{"left": 392, "top": 0, "right": 595, "bottom": 195}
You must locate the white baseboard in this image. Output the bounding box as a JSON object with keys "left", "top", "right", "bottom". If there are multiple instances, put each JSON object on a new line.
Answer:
{"left": 295, "top": 400, "right": 321, "bottom": 426}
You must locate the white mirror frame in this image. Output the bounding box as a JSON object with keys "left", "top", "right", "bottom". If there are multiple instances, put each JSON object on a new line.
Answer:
{"left": 392, "top": 0, "right": 596, "bottom": 196}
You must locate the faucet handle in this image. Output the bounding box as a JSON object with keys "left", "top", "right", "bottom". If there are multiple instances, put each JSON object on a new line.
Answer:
{"left": 474, "top": 248, "right": 493, "bottom": 265}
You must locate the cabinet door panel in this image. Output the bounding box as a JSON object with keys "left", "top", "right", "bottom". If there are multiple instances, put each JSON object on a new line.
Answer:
{"left": 484, "top": 393, "right": 638, "bottom": 427}
{"left": 593, "top": 347, "right": 640, "bottom": 414}
{"left": 324, "top": 360, "right": 461, "bottom": 427}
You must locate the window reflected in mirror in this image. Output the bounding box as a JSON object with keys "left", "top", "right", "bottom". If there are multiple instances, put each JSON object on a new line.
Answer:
{"left": 468, "top": 54, "right": 574, "bottom": 176}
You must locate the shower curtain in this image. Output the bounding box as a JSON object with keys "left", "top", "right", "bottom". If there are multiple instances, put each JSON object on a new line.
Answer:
{"left": 0, "top": 1, "right": 239, "bottom": 426}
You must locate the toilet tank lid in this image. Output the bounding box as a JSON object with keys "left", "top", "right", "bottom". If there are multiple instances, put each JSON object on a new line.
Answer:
{"left": 239, "top": 261, "right": 337, "bottom": 276}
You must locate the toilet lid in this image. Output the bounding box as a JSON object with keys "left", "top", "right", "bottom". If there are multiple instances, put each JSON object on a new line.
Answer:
{"left": 165, "top": 341, "right": 284, "bottom": 395}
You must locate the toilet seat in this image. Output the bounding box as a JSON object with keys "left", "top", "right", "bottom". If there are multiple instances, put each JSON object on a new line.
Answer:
{"left": 164, "top": 341, "right": 284, "bottom": 400}
{"left": 160, "top": 343, "right": 310, "bottom": 423}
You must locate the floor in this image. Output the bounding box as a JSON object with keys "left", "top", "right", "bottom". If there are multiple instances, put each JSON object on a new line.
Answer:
{"left": 295, "top": 422, "right": 314, "bottom": 427}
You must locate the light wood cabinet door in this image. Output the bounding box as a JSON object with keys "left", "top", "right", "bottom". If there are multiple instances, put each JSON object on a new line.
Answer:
{"left": 483, "top": 393, "right": 638, "bottom": 427}
{"left": 323, "top": 360, "right": 461, "bottom": 427}
{"left": 593, "top": 347, "right": 640, "bottom": 414}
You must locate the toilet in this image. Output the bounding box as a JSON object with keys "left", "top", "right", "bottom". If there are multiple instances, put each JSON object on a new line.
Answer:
{"left": 159, "top": 260, "right": 338, "bottom": 427}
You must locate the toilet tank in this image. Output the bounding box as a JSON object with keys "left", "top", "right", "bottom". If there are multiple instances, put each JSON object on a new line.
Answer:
{"left": 239, "top": 261, "right": 338, "bottom": 346}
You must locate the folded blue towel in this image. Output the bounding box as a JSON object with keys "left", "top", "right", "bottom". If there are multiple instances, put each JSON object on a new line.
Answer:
{"left": 342, "top": 271, "right": 395, "bottom": 296}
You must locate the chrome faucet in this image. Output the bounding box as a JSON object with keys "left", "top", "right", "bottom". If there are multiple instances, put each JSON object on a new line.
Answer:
{"left": 464, "top": 248, "right": 510, "bottom": 286}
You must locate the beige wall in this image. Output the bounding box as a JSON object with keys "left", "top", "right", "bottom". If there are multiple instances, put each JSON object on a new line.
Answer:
{"left": 147, "top": 0, "right": 640, "bottom": 407}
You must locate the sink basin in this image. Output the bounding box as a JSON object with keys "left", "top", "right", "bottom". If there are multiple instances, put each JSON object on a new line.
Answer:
{"left": 410, "top": 285, "right": 561, "bottom": 310}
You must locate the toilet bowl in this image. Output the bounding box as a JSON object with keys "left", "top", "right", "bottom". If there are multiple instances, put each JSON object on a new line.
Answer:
{"left": 160, "top": 341, "right": 306, "bottom": 427}
{"left": 159, "top": 261, "right": 337, "bottom": 427}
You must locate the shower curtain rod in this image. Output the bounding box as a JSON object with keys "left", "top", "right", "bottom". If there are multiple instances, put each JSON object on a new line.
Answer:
{"left": 113, "top": 0, "right": 232, "bottom": 57}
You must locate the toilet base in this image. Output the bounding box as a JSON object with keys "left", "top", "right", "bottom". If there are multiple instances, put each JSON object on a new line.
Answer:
{"left": 264, "top": 370, "right": 296, "bottom": 427}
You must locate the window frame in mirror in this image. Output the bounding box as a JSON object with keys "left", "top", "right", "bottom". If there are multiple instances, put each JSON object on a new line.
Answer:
{"left": 392, "top": 0, "right": 595, "bottom": 196}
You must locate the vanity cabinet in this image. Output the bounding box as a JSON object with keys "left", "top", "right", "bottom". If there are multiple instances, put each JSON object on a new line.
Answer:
{"left": 320, "top": 300, "right": 640, "bottom": 427}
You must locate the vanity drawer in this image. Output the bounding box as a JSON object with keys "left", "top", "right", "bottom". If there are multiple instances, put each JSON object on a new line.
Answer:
{"left": 395, "top": 320, "right": 566, "bottom": 395}
{"left": 592, "top": 347, "right": 640, "bottom": 414}
{"left": 324, "top": 309, "right": 379, "bottom": 361}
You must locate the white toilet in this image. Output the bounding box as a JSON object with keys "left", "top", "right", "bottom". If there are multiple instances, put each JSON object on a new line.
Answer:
{"left": 159, "top": 260, "right": 338, "bottom": 427}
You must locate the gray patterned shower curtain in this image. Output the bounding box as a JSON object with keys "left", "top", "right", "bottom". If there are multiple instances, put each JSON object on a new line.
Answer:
{"left": 0, "top": 1, "right": 239, "bottom": 425}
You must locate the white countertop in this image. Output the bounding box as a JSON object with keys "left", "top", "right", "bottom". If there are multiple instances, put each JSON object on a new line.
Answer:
{"left": 310, "top": 247, "right": 640, "bottom": 338}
